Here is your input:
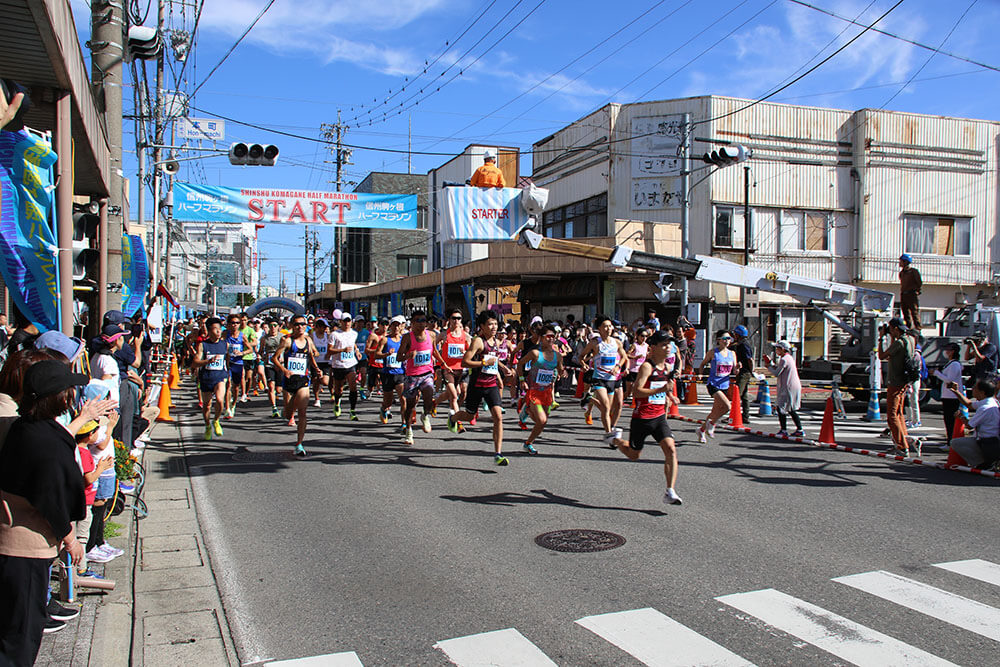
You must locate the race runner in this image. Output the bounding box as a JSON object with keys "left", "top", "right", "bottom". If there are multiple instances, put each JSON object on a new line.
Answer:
{"left": 448, "top": 310, "right": 514, "bottom": 466}
{"left": 580, "top": 315, "right": 627, "bottom": 446}
{"left": 223, "top": 314, "right": 245, "bottom": 419}
{"left": 436, "top": 309, "right": 471, "bottom": 418}
{"left": 193, "top": 317, "right": 228, "bottom": 440}
{"left": 260, "top": 319, "right": 284, "bottom": 417}
{"left": 374, "top": 316, "right": 406, "bottom": 424}
{"left": 329, "top": 312, "right": 361, "bottom": 420}
{"left": 696, "top": 330, "right": 736, "bottom": 443}
{"left": 516, "top": 323, "right": 564, "bottom": 454}
{"left": 272, "top": 315, "right": 321, "bottom": 456}
{"left": 610, "top": 330, "right": 683, "bottom": 505}
{"left": 310, "top": 318, "right": 332, "bottom": 407}
{"left": 365, "top": 318, "right": 388, "bottom": 398}
{"left": 397, "top": 311, "right": 445, "bottom": 444}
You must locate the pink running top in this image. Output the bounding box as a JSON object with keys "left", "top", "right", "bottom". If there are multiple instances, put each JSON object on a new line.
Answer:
{"left": 405, "top": 331, "right": 434, "bottom": 376}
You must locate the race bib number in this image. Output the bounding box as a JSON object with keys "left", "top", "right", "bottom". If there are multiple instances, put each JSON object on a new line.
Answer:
{"left": 649, "top": 380, "right": 667, "bottom": 405}
{"left": 716, "top": 364, "right": 733, "bottom": 376}
{"left": 341, "top": 350, "right": 355, "bottom": 362}
{"left": 315, "top": 344, "right": 327, "bottom": 357}
{"left": 447, "top": 343, "right": 464, "bottom": 358}
{"left": 600, "top": 355, "right": 616, "bottom": 368}
{"left": 229, "top": 342, "right": 243, "bottom": 357}
{"left": 387, "top": 353, "right": 400, "bottom": 368}
{"left": 287, "top": 356, "right": 308, "bottom": 376}
{"left": 207, "top": 355, "right": 226, "bottom": 371}
{"left": 482, "top": 360, "right": 499, "bottom": 375}
{"left": 534, "top": 369, "right": 555, "bottom": 387}
{"left": 414, "top": 350, "right": 432, "bottom": 366}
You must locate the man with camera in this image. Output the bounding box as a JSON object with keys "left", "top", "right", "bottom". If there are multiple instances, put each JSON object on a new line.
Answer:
{"left": 877, "top": 317, "right": 914, "bottom": 455}
{"left": 964, "top": 333, "right": 998, "bottom": 383}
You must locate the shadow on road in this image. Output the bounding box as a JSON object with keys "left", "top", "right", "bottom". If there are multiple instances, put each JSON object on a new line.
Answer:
{"left": 440, "top": 488, "right": 668, "bottom": 517}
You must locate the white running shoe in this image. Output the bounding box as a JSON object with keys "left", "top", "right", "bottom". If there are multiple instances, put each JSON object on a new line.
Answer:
{"left": 313, "top": 399, "right": 321, "bottom": 408}
{"left": 706, "top": 421, "right": 716, "bottom": 438}
{"left": 664, "top": 488, "right": 683, "bottom": 505}
{"left": 240, "top": 395, "right": 249, "bottom": 403}
{"left": 85, "top": 547, "right": 112, "bottom": 563}
{"left": 421, "top": 413, "right": 432, "bottom": 433}
{"left": 697, "top": 428, "right": 707, "bottom": 444}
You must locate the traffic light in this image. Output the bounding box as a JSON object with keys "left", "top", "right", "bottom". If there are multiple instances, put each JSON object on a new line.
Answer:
{"left": 127, "top": 25, "right": 162, "bottom": 61}
{"left": 652, "top": 273, "right": 675, "bottom": 305}
{"left": 702, "top": 145, "right": 751, "bottom": 167}
{"left": 229, "top": 142, "right": 279, "bottom": 166}
{"left": 71, "top": 202, "right": 100, "bottom": 283}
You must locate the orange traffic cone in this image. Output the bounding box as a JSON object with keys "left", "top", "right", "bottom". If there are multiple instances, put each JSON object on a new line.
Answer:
{"left": 574, "top": 370, "right": 585, "bottom": 399}
{"left": 683, "top": 376, "right": 699, "bottom": 405}
{"left": 953, "top": 415, "right": 966, "bottom": 439}
{"left": 729, "top": 385, "right": 743, "bottom": 428}
{"left": 156, "top": 380, "right": 174, "bottom": 422}
{"left": 668, "top": 386, "right": 680, "bottom": 417}
{"left": 818, "top": 397, "right": 836, "bottom": 444}
{"left": 946, "top": 447, "right": 968, "bottom": 468}
{"left": 169, "top": 356, "right": 181, "bottom": 389}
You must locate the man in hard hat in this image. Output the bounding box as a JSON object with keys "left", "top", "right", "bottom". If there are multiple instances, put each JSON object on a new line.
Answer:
{"left": 898, "top": 254, "right": 921, "bottom": 330}
{"left": 470, "top": 149, "right": 505, "bottom": 188}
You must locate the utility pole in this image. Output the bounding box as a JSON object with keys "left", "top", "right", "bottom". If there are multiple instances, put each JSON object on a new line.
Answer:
{"left": 150, "top": 0, "right": 166, "bottom": 298}
{"left": 90, "top": 0, "right": 125, "bottom": 310}
{"left": 679, "top": 113, "right": 690, "bottom": 314}
{"left": 320, "top": 111, "right": 352, "bottom": 304}
{"left": 303, "top": 225, "right": 310, "bottom": 307}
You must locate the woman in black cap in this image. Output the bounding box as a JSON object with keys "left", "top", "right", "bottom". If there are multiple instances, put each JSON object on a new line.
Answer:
{"left": 0, "top": 360, "right": 90, "bottom": 665}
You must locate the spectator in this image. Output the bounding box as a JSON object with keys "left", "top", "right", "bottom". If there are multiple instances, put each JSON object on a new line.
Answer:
{"left": 33, "top": 330, "right": 86, "bottom": 366}
{"left": 470, "top": 149, "right": 505, "bottom": 188}
{"left": 0, "top": 313, "right": 9, "bottom": 350}
{"left": 7, "top": 306, "right": 40, "bottom": 353}
{"left": 898, "top": 254, "right": 922, "bottom": 330}
{"left": 877, "top": 317, "right": 913, "bottom": 455}
{"left": 646, "top": 310, "right": 660, "bottom": 332}
{"left": 732, "top": 324, "right": 754, "bottom": 423}
{"left": 0, "top": 360, "right": 89, "bottom": 663}
{"left": 113, "top": 322, "right": 144, "bottom": 451}
{"left": 90, "top": 325, "right": 125, "bottom": 406}
{"left": 933, "top": 342, "right": 965, "bottom": 448}
{"left": 763, "top": 340, "right": 804, "bottom": 437}
{"left": 947, "top": 377, "right": 1000, "bottom": 470}
{"left": 906, "top": 334, "right": 926, "bottom": 428}
{"left": 964, "top": 332, "right": 998, "bottom": 383}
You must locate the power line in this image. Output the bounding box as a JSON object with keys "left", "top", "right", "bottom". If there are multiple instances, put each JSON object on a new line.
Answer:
{"left": 787, "top": 0, "right": 1000, "bottom": 73}
{"left": 190, "top": 0, "right": 279, "bottom": 98}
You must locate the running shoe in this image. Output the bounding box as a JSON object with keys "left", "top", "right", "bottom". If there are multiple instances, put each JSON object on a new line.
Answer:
{"left": 97, "top": 544, "right": 124, "bottom": 558}
{"left": 579, "top": 395, "right": 590, "bottom": 409}
{"left": 85, "top": 547, "right": 112, "bottom": 563}
{"left": 203, "top": 425, "right": 213, "bottom": 441}
{"left": 213, "top": 420, "right": 223, "bottom": 437}
{"left": 776, "top": 430, "right": 789, "bottom": 438}
{"left": 790, "top": 430, "right": 805, "bottom": 438}
{"left": 313, "top": 398, "right": 321, "bottom": 408}
{"left": 432, "top": 407, "right": 437, "bottom": 417}
{"left": 333, "top": 399, "right": 341, "bottom": 417}
{"left": 907, "top": 420, "right": 922, "bottom": 428}
{"left": 604, "top": 430, "right": 618, "bottom": 449}
{"left": 447, "top": 415, "right": 459, "bottom": 433}
{"left": 663, "top": 488, "right": 683, "bottom": 505}
{"left": 288, "top": 418, "right": 296, "bottom": 427}
{"left": 43, "top": 618, "right": 66, "bottom": 634}
{"left": 399, "top": 424, "right": 408, "bottom": 436}
{"left": 457, "top": 423, "right": 466, "bottom": 433}
{"left": 422, "top": 413, "right": 432, "bottom": 433}
{"left": 519, "top": 419, "right": 528, "bottom": 431}
{"left": 470, "top": 414, "right": 477, "bottom": 426}
{"left": 77, "top": 569, "right": 105, "bottom": 579}
{"left": 47, "top": 599, "right": 80, "bottom": 621}
{"left": 227, "top": 407, "right": 235, "bottom": 419}
{"left": 380, "top": 410, "right": 390, "bottom": 424}
{"left": 494, "top": 454, "right": 509, "bottom": 466}
{"left": 706, "top": 421, "right": 716, "bottom": 438}
{"left": 294, "top": 444, "right": 307, "bottom": 458}
{"left": 350, "top": 411, "right": 359, "bottom": 421}
{"left": 522, "top": 442, "right": 538, "bottom": 455}
{"left": 585, "top": 413, "right": 593, "bottom": 425}
{"left": 404, "top": 426, "right": 414, "bottom": 445}
{"left": 550, "top": 400, "right": 560, "bottom": 410}
{"left": 697, "top": 428, "right": 707, "bottom": 444}
{"left": 360, "top": 389, "right": 368, "bottom": 401}
{"left": 271, "top": 407, "right": 280, "bottom": 418}
{"left": 240, "top": 394, "right": 249, "bottom": 403}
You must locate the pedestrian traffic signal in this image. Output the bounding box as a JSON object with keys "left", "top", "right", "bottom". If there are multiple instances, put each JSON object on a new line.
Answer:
{"left": 702, "top": 145, "right": 751, "bottom": 167}
{"left": 229, "top": 142, "right": 279, "bottom": 166}
{"left": 72, "top": 202, "right": 100, "bottom": 282}
{"left": 652, "top": 273, "right": 675, "bottom": 305}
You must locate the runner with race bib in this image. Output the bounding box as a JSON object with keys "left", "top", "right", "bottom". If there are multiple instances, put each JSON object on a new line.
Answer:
{"left": 516, "top": 323, "right": 564, "bottom": 455}
{"left": 696, "top": 330, "right": 737, "bottom": 443}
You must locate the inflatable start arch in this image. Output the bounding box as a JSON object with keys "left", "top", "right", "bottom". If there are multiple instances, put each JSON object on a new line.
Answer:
{"left": 245, "top": 297, "right": 306, "bottom": 318}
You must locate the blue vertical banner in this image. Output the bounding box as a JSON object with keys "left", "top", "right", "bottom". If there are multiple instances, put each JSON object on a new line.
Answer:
{"left": 349, "top": 301, "right": 358, "bottom": 318}
{"left": 378, "top": 296, "right": 388, "bottom": 319}
{"left": 120, "top": 234, "right": 149, "bottom": 317}
{"left": 390, "top": 292, "right": 401, "bottom": 317}
{"left": 431, "top": 286, "right": 444, "bottom": 318}
{"left": 461, "top": 284, "right": 475, "bottom": 323}
{"left": 0, "top": 129, "right": 60, "bottom": 332}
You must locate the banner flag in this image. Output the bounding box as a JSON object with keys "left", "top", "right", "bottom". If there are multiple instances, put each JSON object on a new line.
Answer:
{"left": 174, "top": 183, "right": 418, "bottom": 229}
{"left": 390, "top": 292, "right": 401, "bottom": 317}
{"left": 0, "top": 129, "right": 59, "bottom": 332}
{"left": 378, "top": 296, "right": 388, "bottom": 319}
{"left": 442, "top": 186, "right": 532, "bottom": 241}
{"left": 431, "top": 286, "right": 444, "bottom": 318}
{"left": 121, "top": 235, "right": 149, "bottom": 316}
{"left": 461, "top": 284, "right": 475, "bottom": 322}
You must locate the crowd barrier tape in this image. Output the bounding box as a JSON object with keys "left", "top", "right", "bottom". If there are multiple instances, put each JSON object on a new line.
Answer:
{"left": 674, "top": 372, "right": 929, "bottom": 394}
{"left": 667, "top": 413, "right": 1000, "bottom": 480}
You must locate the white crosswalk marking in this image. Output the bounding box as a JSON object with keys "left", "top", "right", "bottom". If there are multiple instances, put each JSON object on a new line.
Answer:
{"left": 267, "top": 652, "right": 364, "bottom": 666}
{"left": 433, "top": 628, "right": 558, "bottom": 666}
{"left": 834, "top": 570, "right": 1000, "bottom": 642}
{"left": 717, "top": 588, "right": 957, "bottom": 666}
{"left": 576, "top": 607, "right": 754, "bottom": 666}
{"left": 933, "top": 559, "right": 1000, "bottom": 588}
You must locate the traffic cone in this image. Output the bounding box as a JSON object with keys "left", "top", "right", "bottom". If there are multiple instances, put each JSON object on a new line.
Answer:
{"left": 683, "top": 376, "right": 699, "bottom": 405}
{"left": 574, "top": 370, "right": 585, "bottom": 399}
{"left": 729, "top": 384, "right": 743, "bottom": 428}
{"left": 169, "top": 356, "right": 181, "bottom": 389}
{"left": 864, "top": 389, "right": 881, "bottom": 421}
{"left": 668, "top": 386, "right": 680, "bottom": 417}
{"left": 757, "top": 379, "right": 772, "bottom": 416}
{"left": 952, "top": 415, "right": 965, "bottom": 439}
{"left": 946, "top": 447, "right": 968, "bottom": 468}
{"left": 156, "top": 380, "right": 174, "bottom": 422}
{"left": 818, "top": 397, "right": 836, "bottom": 444}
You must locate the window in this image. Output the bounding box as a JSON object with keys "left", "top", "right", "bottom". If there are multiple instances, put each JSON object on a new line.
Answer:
{"left": 713, "top": 206, "right": 745, "bottom": 249}
{"left": 904, "top": 215, "right": 971, "bottom": 256}
{"left": 542, "top": 193, "right": 607, "bottom": 239}
{"left": 417, "top": 206, "right": 427, "bottom": 230}
{"left": 919, "top": 310, "right": 936, "bottom": 328}
{"left": 779, "top": 209, "right": 828, "bottom": 253}
{"left": 397, "top": 255, "right": 425, "bottom": 277}
{"left": 342, "top": 229, "right": 371, "bottom": 283}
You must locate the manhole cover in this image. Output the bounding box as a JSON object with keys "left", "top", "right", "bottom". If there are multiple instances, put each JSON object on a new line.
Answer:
{"left": 231, "top": 451, "right": 295, "bottom": 463}
{"left": 534, "top": 529, "right": 626, "bottom": 553}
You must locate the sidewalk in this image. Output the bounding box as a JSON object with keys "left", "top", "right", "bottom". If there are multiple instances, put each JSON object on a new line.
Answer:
{"left": 36, "top": 388, "right": 240, "bottom": 666}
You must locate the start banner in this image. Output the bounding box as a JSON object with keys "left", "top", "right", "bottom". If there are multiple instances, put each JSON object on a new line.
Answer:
{"left": 174, "top": 183, "right": 418, "bottom": 229}
{"left": 442, "top": 186, "right": 532, "bottom": 241}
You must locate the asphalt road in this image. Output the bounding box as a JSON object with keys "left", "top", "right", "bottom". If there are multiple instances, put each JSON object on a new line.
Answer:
{"left": 171, "top": 387, "right": 999, "bottom": 666}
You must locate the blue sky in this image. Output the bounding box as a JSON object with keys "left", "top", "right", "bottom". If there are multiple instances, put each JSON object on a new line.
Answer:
{"left": 71, "top": 0, "right": 1000, "bottom": 290}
